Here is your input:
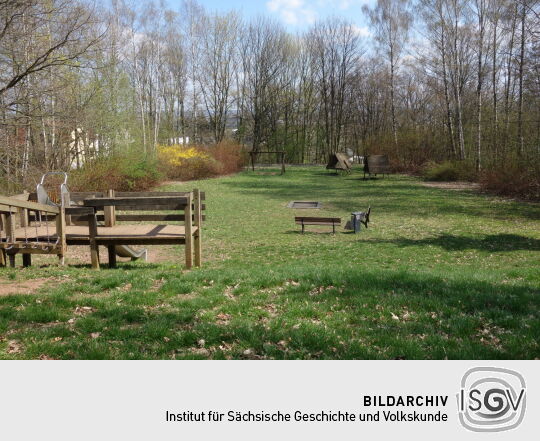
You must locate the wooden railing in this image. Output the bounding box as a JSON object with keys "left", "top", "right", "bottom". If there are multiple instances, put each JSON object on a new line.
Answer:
{"left": 0, "top": 195, "right": 66, "bottom": 267}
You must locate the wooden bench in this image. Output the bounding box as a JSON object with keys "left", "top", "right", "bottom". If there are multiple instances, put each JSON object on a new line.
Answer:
{"left": 295, "top": 216, "right": 341, "bottom": 234}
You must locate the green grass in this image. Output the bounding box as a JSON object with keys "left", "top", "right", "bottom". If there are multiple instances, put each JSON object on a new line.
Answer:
{"left": 1, "top": 167, "right": 539, "bottom": 359}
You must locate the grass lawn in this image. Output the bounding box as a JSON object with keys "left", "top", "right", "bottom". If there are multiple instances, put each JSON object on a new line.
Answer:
{"left": 1, "top": 167, "right": 539, "bottom": 359}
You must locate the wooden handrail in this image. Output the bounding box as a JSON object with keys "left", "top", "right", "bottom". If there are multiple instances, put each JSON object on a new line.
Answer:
{"left": 83, "top": 196, "right": 189, "bottom": 207}
{"left": 0, "top": 196, "right": 60, "bottom": 214}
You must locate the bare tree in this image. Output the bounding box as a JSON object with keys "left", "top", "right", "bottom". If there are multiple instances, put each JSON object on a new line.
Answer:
{"left": 363, "top": 0, "right": 412, "bottom": 149}
{"left": 307, "top": 18, "right": 362, "bottom": 157}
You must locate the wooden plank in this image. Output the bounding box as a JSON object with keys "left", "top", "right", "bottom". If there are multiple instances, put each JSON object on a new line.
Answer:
{"left": 0, "top": 245, "right": 62, "bottom": 254}
{"left": 193, "top": 189, "right": 202, "bottom": 267}
{"left": 295, "top": 217, "right": 341, "bottom": 223}
{"left": 0, "top": 204, "right": 19, "bottom": 213}
{"left": 69, "top": 215, "right": 104, "bottom": 223}
{"left": 13, "top": 224, "right": 195, "bottom": 239}
{"left": 83, "top": 196, "right": 189, "bottom": 207}
{"left": 65, "top": 207, "right": 94, "bottom": 215}
{"left": 11, "top": 192, "right": 30, "bottom": 201}
{"left": 114, "top": 214, "right": 206, "bottom": 222}
{"left": 115, "top": 191, "right": 205, "bottom": 200}
{"left": 184, "top": 192, "right": 193, "bottom": 269}
{"left": 0, "top": 196, "right": 60, "bottom": 214}
{"left": 88, "top": 203, "right": 205, "bottom": 212}
{"left": 94, "top": 204, "right": 190, "bottom": 211}
{"left": 66, "top": 237, "right": 187, "bottom": 246}
{"left": 67, "top": 192, "right": 105, "bottom": 201}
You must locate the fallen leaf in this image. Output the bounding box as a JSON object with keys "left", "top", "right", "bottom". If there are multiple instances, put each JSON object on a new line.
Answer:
{"left": 7, "top": 340, "right": 22, "bottom": 354}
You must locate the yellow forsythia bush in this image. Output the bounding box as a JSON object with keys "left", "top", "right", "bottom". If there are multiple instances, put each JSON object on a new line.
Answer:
{"left": 157, "top": 144, "right": 219, "bottom": 180}
{"left": 157, "top": 145, "right": 210, "bottom": 166}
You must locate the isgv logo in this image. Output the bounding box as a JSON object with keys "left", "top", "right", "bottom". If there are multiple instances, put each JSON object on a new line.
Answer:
{"left": 457, "top": 367, "right": 526, "bottom": 432}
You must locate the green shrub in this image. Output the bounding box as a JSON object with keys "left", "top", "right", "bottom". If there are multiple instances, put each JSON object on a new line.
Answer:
{"left": 70, "top": 153, "right": 161, "bottom": 192}
{"left": 423, "top": 161, "right": 477, "bottom": 182}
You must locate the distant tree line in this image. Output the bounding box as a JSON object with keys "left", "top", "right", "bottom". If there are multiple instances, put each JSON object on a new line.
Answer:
{"left": 1, "top": 0, "right": 539, "bottom": 191}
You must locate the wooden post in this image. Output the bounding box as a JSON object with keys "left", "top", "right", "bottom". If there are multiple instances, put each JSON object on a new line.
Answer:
{"left": 0, "top": 214, "right": 5, "bottom": 267}
{"left": 20, "top": 209, "right": 28, "bottom": 228}
{"left": 104, "top": 189, "right": 116, "bottom": 227}
{"left": 107, "top": 246, "right": 117, "bottom": 268}
{"left": 5, "top": 211, "right": 15, "bottom": 243}
{"left": 193, "top": 188, "right": 202, "bottom": 267}
{"left": 251, "top": 152, "right": 255, "bottom": 171}
{"left": 22, "top": 254, "right": 31, "bottom": 267}
{"left": 88, "top": 211, "right": 100, "bottom": 270}
{"left": 4, "top": 211, "right": 15, "bottom": 267}
{"left": 184, "top": 192, "right": 193, "bottom": 269}
{"left": 281, "top": 152, "right": 285, "bottom": 175}
{"left": 56, "top": 207, "right": 67, "bottom": 265}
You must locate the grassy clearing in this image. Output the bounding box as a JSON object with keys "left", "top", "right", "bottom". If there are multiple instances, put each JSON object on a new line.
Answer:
{"left": 1, "top": 167, "right": 539, "bottom": 359}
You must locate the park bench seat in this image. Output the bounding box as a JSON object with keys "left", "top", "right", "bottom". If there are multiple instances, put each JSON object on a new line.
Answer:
{"left": 295, "top": 216, "right": 341, "bottom": 234}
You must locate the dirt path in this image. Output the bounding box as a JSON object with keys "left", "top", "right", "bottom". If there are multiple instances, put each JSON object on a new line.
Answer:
{"left": 0, "top": 278, "right": 52, "bottom": 296}
{"left": 422, "top": 181, "right": 480, "bottom": 191}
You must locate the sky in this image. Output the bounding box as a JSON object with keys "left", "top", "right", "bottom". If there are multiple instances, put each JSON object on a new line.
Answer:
{"left": 169, "top": 0, "right": 376, "bottom": 33}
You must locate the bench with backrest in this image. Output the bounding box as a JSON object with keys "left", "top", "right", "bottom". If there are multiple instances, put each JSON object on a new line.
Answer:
{"left": 295, "top": 216, "right": 341, "bottom": 234}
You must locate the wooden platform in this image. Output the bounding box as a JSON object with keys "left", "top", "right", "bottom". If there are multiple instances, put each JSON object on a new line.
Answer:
{"left": 9, "top": 224, "right": 197, "bottom": 246}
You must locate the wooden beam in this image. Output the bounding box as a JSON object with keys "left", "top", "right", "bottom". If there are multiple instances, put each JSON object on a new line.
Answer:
{"left": 83, "top": 196, "right": 189, "bottom": 207}
{"left": 11, "top": 192, "right": 30, "bottom": 201}
{"left": 0, "top": 204, "right": 18, "bottom": 213}
{"left": 184, "top": 192, "right": 193, "bottom": 269}
{"left": 65, "top": 207, "right": 94, "bottom": 215}
{"left": 193, "top": 189, "right": 202, "bottom": 267}
{"left": 107, "top": 245, "right": 117, "bottom": 268}
{"left": 56, "top": 205, "right": 67, "bottom": 265}
{"left": 0, "top": 196, "right": 60, "bottom": 214}
{"left": 88, "top": 212, "right": 100, "bottom": 270}
{"left": 104, "top": 189, "right": 116, "bottom": 227}
{"left": 114, "top": 214, "right": 206, "bottom": 222}
{"left": 115, "top": 191, "right": 205, "bottom": 200}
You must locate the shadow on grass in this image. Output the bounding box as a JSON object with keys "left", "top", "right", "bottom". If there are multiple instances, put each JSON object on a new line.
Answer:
{"left": 369, "top": 233, "right": 540, "bottom": 252}
{"left": 4, "top": 264, "right": 539, "bottom": 359}
{"left": 66, "top": 262, "right": 164, "bottom": 271}
{"left": 223, "top": 169, "right": 540, "bottom": 221}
